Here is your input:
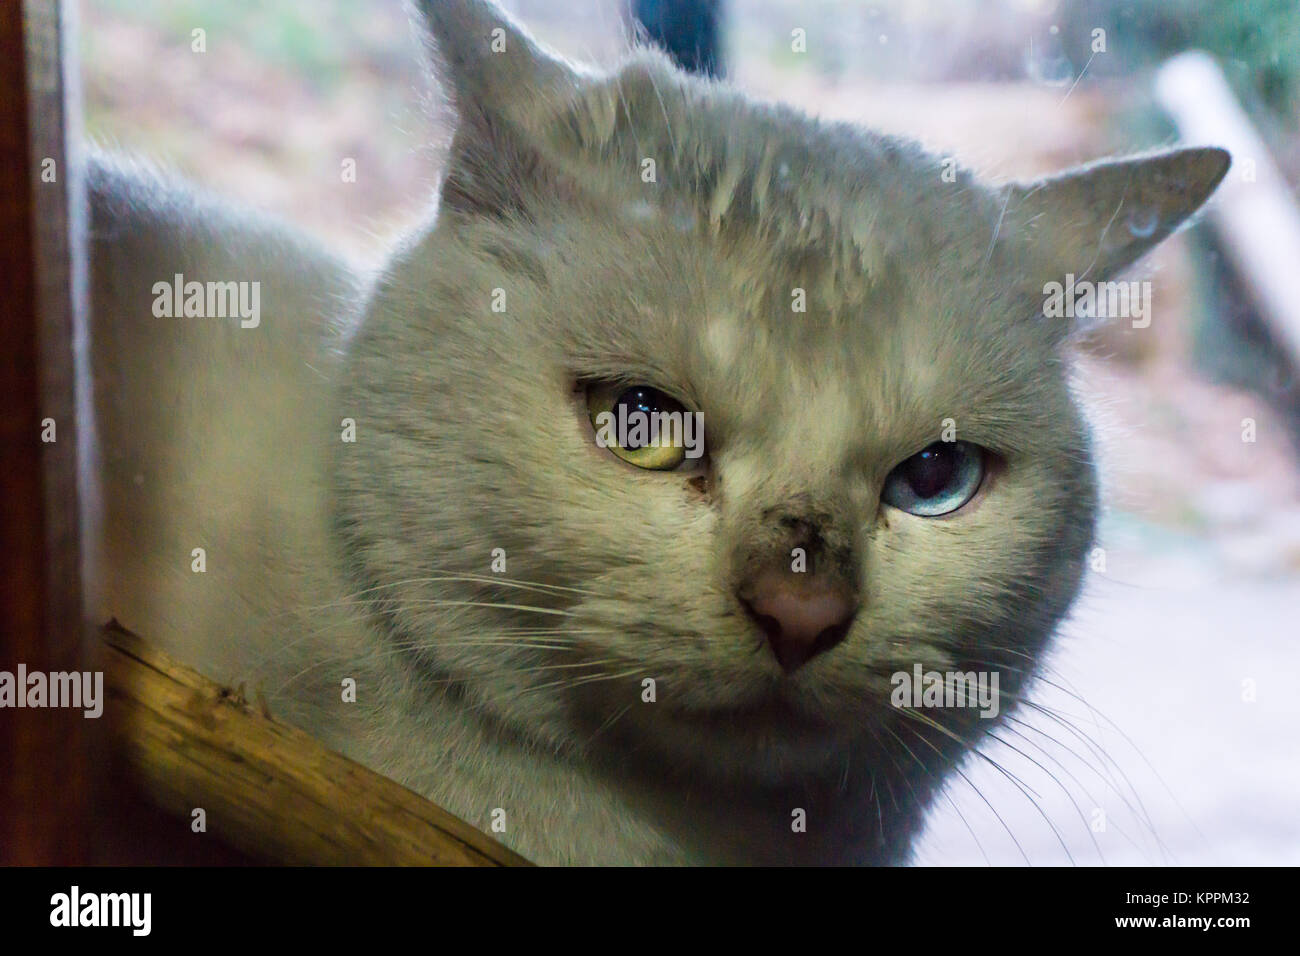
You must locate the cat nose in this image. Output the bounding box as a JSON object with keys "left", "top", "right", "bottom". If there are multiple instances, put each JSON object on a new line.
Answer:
{"left": 741, "top": 573, "right": 857, "bottom": 673}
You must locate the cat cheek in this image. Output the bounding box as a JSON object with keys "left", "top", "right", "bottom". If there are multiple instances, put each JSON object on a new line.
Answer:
{"left": 686, "top": 473, "right": 711, "bottom": 501}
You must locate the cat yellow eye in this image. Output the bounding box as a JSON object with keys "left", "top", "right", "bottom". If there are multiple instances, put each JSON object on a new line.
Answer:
{"left": 586, "top": 383, "right": 692, "bottom": 470}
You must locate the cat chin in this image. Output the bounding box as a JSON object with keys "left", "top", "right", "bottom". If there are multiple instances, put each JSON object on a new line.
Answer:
{"left": 632, "top": 717, "right": 857, "bottom": 784}
{"left": 570, "top": 681, "right": 867, "bottom": 782}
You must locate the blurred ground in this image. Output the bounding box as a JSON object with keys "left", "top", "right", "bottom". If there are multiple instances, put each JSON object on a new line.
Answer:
{"left": 79, "top": 0, "right": 1300, "bottom": 864}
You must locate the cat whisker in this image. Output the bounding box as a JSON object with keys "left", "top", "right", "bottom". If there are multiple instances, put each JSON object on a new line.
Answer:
{"left": 868, "top": 773, "right": 886, "bottom": 844}
{"left": 251, "top": 630, "right": 590, "bottom": 678}
{"left": 287, "top": 595, "right": 582, "bottom": 618}
{"left": 643, "top": 53, "right": 680, "bottom": 160}
{"left": 583, "top": 700, "right": 634, "bottom": 749}
{"left": 364, "top": 572, "right": 597, "bottom": 597}
{"left": 517, "top": 666, "right": 645, "bottom": 698}
{"left": 376, "top": 638, "right": 580, "bottom": 654}
{"left": 269, "top": 645, "right": 617, "bottom": 697}
{"left": 275, "top": 573, "right": 597, "bottom": 620}
{"left": 983, "top": 727, "right": 1104, "bottom": 863}
{"left": 1074, "top": 197, "right": 1125, "bottom": 286}
{"left": 950, "top": 655, "right": 1172, "bottom": 861}
{"left": 1033, "top": 671, "right": 1196, "bottom": 851}
{"left": 899, "top": 723, "right": 1033, "bottom": 865}
{"left": 864, "top": 726, "right": 903, "bottom": 816}
{"left": 1020, "top": 700, "right": 1173, "bottom": 863}
{"left": 981, "top": 186, "right": 1014, "bottom": 270}
{"left": 611, "top": 67, "right": 647, "bottom": 172}
{"left": 1001, "top": 715, "right": 1156, "bottom": 862}
{"left": 877, "top": 723, "right": 992, "bottom": 866}
{"left": 251, "top": 583, "right": 597, "bottom": 671}
{"left": 957, "top": 728, "right": 1079, "bottom": 865}
{"left": 362, "top": 599, "right": 578, "bottom": 616}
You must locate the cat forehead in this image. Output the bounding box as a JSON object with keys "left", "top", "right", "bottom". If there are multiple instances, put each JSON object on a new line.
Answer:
{"left": 544, "top": 193, "right": 1025, "bottom": 356}
{"left": 566, "top": 77, "right": 1006, "bottom": 297}
{"left": 524, "top": 188, "right": 1042, "bottom": 392}
{"left": 540, "top": 228, "right": 1053, "bottom": 460}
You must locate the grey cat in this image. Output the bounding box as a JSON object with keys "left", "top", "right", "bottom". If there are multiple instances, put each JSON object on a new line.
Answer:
{"left": 87, "top": 0, "right": 1229, "bottom": 864}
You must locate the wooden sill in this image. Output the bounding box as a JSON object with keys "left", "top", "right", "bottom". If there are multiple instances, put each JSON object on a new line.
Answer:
{"left": 102, "top": 623, "right": 530, "bottom": 867}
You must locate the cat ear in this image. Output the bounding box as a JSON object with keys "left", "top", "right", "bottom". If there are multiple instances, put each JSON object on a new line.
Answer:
{"left": 999, "top": 146, "right": 1230, "bottom": 308}
{"left": 414, "top": 0, "right": 703, "bottom": 220}
{"left": 412, "top": 0, "right": 616, "bottom": 216}
{"left": 412, "top": 0, "right": 591, "bottom": 134}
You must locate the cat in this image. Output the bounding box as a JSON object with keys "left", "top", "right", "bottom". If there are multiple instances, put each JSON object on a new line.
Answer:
{"left": 86, "top": 0, "right": 1229, "bottom": 865}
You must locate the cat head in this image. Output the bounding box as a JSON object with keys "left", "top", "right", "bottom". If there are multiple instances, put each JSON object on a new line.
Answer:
{"left": 336, "top": 0, "right": 1228, "bottom": 785}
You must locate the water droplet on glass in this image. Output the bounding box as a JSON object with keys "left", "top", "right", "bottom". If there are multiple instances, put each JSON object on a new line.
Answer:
{"left": 1025, "top": 34, "right": 1074, "bottom": 87}
{"left": 1126, "top": 206, "right": 1159, "bottom": 238}
{"left": 776, "top": 161, "right": 792, "bottom": 191}
{"left": 878, "top": 34, "right": 888, "bottom": 45}
{"left": 671, "top": 209, "right": 697, "bottom": 233}
{"left": 623, "top": 200, "right": 657, "bottom": 222}
{"left": 1266, "top": 362, "right": 1295, "bottom": 395}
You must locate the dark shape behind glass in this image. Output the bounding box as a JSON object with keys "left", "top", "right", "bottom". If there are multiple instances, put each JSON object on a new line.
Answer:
{"left": 630, "top": 0, "right": 723, "bottom": 77}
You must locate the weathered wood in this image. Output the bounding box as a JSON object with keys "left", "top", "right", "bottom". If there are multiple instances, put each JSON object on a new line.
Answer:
{"left": 1156, "top": 51, "right": 1300, "bottom": 367}
{"left": 103, "top": 624, "right": 531, "bottom": 866}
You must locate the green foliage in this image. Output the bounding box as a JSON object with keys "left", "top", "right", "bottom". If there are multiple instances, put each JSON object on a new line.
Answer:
{"left": 90, "top": 0, "right": 398, "bottom": 93}
{"left": 1061, "top": 0, "right": 1300, "bottom": 117}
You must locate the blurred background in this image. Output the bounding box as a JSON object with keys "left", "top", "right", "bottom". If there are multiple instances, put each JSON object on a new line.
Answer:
{"left": 79, "top": 0, "right": 1300, "bottom": 864}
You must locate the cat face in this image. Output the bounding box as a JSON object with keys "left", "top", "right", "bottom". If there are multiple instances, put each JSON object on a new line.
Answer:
{"left": 335, "top": 0, "right": 1227, "bottom": 786}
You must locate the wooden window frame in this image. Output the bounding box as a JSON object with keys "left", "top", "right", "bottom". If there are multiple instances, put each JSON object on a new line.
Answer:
{"left": 0, "top": 0, "right": 526, "bottom": 867}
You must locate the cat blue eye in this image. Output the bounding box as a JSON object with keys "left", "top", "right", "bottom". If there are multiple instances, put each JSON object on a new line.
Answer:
{"left": 881, "top": 441, "right": 985, "bottom": 517}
